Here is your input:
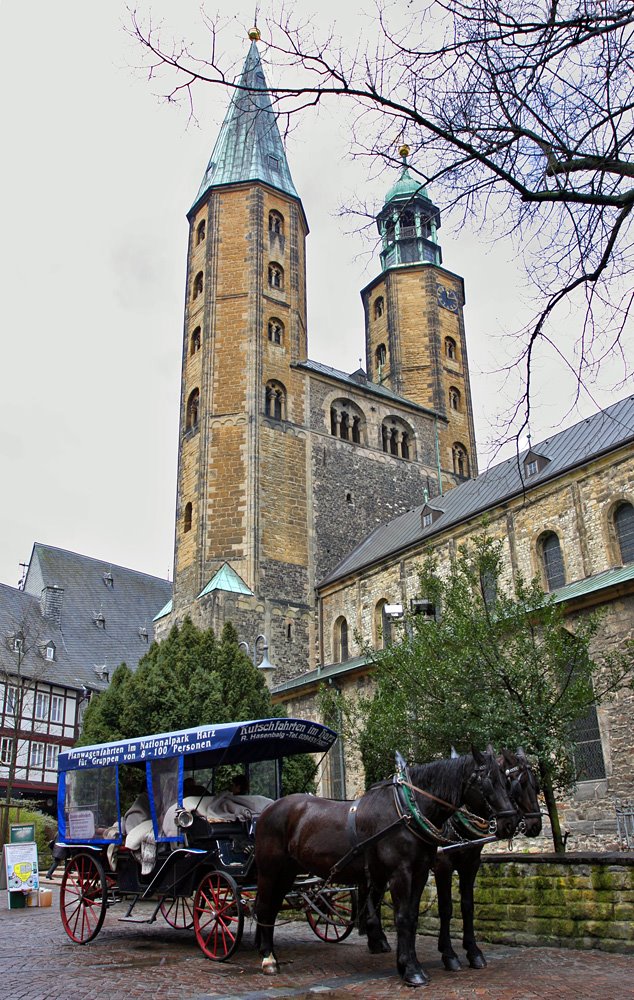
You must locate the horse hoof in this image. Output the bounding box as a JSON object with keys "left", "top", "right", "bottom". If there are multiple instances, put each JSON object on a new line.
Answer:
{"left": 468, "top": 953, "right": 487, "bottom": 970}
{"left": 261, "top": 956, "right": 279, "bottom": 976}
{"left": 368, "top": 939, "right": 391, "bottom": 954}
{"left": 403, "top": 971, "right": 430, "bottom": 988}
{"left": 442, "top": 955, "right": 462, "bottom": 972}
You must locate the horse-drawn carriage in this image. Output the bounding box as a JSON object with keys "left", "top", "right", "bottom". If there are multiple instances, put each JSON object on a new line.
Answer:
{"left": 55, "top": 717, "right": 356, "bottom": 959}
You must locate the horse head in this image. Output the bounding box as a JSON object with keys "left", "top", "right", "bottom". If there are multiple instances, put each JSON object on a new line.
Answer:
{"left": 499, "top": 747, "right": 542, "bottom": 837}
{"left": 465, "top": 746, "right": 519, "bottom": 840}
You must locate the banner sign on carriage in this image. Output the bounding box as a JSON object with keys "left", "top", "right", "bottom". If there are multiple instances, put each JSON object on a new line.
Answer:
{"left": 58, "top": 718, "right": 337, "bottom": 771}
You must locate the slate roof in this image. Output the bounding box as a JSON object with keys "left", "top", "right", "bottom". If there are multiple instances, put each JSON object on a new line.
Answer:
{"left": 294, "top": 359, "right": 444, "bottom": 418}
{"left": 320, "top": 395, "right": 634, "bottom": 587}
{"left": 192, "top": 41, "right": 300, "bottom": 210}
{"left": 0, "top": 544, "right": 173, "bottom": 692}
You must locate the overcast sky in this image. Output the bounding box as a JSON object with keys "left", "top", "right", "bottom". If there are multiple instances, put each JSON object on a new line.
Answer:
{"left": 0, "top": 1, "right": 628, "bottom": 590}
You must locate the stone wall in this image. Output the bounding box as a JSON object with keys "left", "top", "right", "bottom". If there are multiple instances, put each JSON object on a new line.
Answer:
{"left": 416, "top": 853, "right": 634, "bottom": 954}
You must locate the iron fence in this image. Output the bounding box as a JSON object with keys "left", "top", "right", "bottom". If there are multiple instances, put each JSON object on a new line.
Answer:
{"left": 615, "top": 799, "right": 634, "bottom": 849}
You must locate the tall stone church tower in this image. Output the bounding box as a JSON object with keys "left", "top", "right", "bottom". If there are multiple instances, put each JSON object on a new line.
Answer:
{"left": 163, "top": 39, "right": 477, "bottom": 680}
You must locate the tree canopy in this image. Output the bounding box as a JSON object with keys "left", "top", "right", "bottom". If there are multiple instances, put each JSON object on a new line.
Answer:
{"left": 332, "top": 534, "right": 633, "bottom": 852}
{"left": 131, "top": 1, "right": 634, "bottom": 441}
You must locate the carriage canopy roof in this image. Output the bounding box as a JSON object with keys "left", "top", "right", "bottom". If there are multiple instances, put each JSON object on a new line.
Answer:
{"left": 59, "top": 718, "right": 337, "bottom": 773}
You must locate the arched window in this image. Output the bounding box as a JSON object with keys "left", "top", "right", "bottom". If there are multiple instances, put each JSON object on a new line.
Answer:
{"left": 269, "top": 210, "right": 284, "bottom": 235}
{"left": 614, "top": 501, "right": 634, "bottom": 563}
{"left": 452, "top": 442, "right": 469, "bottom": 478}
{"left": 333, "top": 616, "right": 349, "bottom": 663}
{"left": 329, "top": 399, "right": 366, "bottom": 446}
{"left": 190, "top": 326, "right": 201, "bottom": 355}
{"left": 265, "top": 380, "right": 286, "bottom": 421}
{"left": 183, "top": 502, "right": 192, "bottom": 533}
{"left": 375, "top": 343, "right": 387, "bottom": 370}
{"left": 381, "top": 417, "right": 415, "bottom": 460}
{"left": 268, "top": 262, "right": 284, "bottom": 290}
{"left": 374, "top": 600, "right": 393, "bottom": 650}
{"left": 374, "top": 296, "right": 385, "bottom": 319}
{"left": 268, "top": 318, "right": 284, "bottom": 344}
{"left": 193, "top": 271, "right": 203, "bottom": 299}
{"left": 185, "top": 388, "right": 200, "bottom": 432}
{"left": 445, "top": 336, "right": 457, "bottom": 360}
{"left": 449, "top": 386, "right": 461, "bottom": 411}
{"left": 196, "top": 220, "right": 206, "bottom": 245}
{"left": 539, "top": 531, "right": 565, "bottom": 591}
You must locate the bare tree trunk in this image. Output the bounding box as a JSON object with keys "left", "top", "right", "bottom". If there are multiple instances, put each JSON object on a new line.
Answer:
{"left": 539, "top": 762, "right": 565, "bottom": 854}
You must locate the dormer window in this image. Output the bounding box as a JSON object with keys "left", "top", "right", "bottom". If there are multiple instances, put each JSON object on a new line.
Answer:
{"left": 421, "top": 504, "right": 442, "bottom": 529}
{"left": 103, "top": 571, "right": 114, "bottom": 588}
{"left": 138, "top": 627, "right": 149, "bottom": 643}
{"left": 45, "top": 642, "right": 56, "bottom": 662}
{"left": 93, "top": 612, "right": 106, "bottom": 629}
{"left": 524, "top": 450, "right": 550, "bottom": 478}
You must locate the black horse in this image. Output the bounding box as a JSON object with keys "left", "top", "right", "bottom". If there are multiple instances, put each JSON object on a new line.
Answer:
{"left": 254, "top": 748, "right": 518, "bottom": 988}
{"left": 434, "top": 748, "right": 542, "bottom": 972}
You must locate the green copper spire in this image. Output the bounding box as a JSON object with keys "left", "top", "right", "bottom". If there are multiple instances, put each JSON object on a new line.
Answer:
{"left": 193, "top": 40, "right": 299, "bottom": 207}
{"left": 377, "top": 147, "right": 442, "bottom": 271}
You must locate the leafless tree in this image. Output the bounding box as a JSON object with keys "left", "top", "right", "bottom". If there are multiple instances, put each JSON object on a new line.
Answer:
{"left": 129, "top": 1, "right": 634, "bottom": 441}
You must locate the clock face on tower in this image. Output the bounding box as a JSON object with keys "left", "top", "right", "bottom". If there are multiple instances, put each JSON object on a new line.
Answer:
{"left": 437, "top": 283, "right": 459, "bottom": 312}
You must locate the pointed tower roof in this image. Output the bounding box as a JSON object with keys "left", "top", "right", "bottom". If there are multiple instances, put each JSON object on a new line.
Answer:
{"left": 192, "top": 40, "right": 299, "bottom": 209}
{"left": 197, "top": 562, "right": 254, "bottom": 599}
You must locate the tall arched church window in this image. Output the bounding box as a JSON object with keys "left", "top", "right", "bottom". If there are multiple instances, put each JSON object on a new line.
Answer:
{"left": 183, "top": 502, "right": 192, "bottom": 533}
{"left": 269, "top": 210, "right": 284, "bottom": 235}
{"left": 445, "top": 337, "right": 457, "bottom": 360}
{"left": 196, "top": 220, "right": 206, "bottom": 245}
{"left": 374, "top": 297, "right": 385, "bottom": 319}
{"left": 449, "top": 386, "right": 460, "bottom": 411}
{"left": 185, "top": 388, "right": 200, "bottom": 433}
{"left": 614, "top": 501, "right": 634, "bottom": 563}
{"left": 193, "top": 272, "right": 203, "bottom": 299}
{"left": 333, "top": 616, "right": 349, "bottom": 663}
{"left": 268, "top": 262, "right": 284, "bottom": 290}
{"left": 268, "top": 318, "right": 284, "bottom": 345}
{"left": 452, "top": 442, "right": 469, "bottom": 478}
{"left": 376, "top": 343, "right": 387, "bottom": 370}
{"left": 539, "top": 531, "right": 565, "bottom": 591}
{"left": 265, "top": 380, "right": 286, "bottom": 421}
{"left": 190, "top": 326, "right": 201, "bottom": 355}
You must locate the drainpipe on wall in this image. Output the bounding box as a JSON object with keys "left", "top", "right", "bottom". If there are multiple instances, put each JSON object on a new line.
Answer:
{"left": 434, "top": 417, "right": 443, "bottom": 497}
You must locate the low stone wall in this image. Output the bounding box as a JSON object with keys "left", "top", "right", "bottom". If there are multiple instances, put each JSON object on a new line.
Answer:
{"left": 417, "top": 853, "right": 634, "bottom": 954}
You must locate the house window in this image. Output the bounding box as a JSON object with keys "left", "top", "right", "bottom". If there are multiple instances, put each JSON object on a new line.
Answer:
{"left": 265, "top": 381, "right": 286, "bottom": 421}
{"left": 540, "top": 531, "right": 565, "bottom": 590}
{"left": 268, "top": 262, "right": 284, "bottom": 289}
{"left": 448, "top": 386, "right": 460, "bottom": 411}
{"left": 269, "top": 211, "right": 284, "bottom": 235}
{"left": 29, "top": 742, "right": 45, "bottom": 768}
{"left": 50, "top": 695, "right": 63, "bottom": 724}
{"left": 45, "top": 743, "right": 60, "bottom": 771}
{"left": 614, "top": 501, "right": 634, "bottom": 563}
{"left": 375, "top": 343, "right": 387, "bottom": 370}
{"left": 196, "top": 219, "right": 206, "bottom": 244}
{"left": 35, "top": 691, "right": 50, "bottom": 721}
{"left": 186, "top": 388, "right": 200, "bottom": 432}
{"left": 4, "top": 686, "right": 17, "bottom": 716}
{"left": 374, "top": 296, "right": 385, "bottom": 319}
{"left": 190, "top": 326, "right": 201, "bottom": 355}
{"left": 184, "top": 502, "right": 193, "bottom": 533}
{"left": 452, "top": 442, "right": 469, "bottom": 478}
{"left": 422, "top": 512, "right": 433, "bottom": 528}
{"left": 526, "top": 460, "right": 538, "bottom": 477}
{"left": 0, "top": 737, "right": 12, "bottom": 765}
{"left": 45, "top": 643, "right": 55, "bottom": 662}
{"left": 192, "top": 271, "right": 203, "bottom": 299}
{"left": 445, "top": 337, "right": 457, "bottom": 360}
{"left": 333, "top": 617, "right": 349, "bottom": 663}
{"left": 13, "top": 635, "right": 23, "bottom": 654}
{"left": 268, "top": 318, "right": 284, "bottom": 344}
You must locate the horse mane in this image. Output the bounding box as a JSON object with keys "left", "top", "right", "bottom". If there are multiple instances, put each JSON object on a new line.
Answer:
{"left": 409, "top": 755, "right": 474, "bottom": 808}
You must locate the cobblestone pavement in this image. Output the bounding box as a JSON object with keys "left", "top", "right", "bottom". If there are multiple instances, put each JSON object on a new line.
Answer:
{"left": 1, "top": 883, "right": 632, "bottom": 1000}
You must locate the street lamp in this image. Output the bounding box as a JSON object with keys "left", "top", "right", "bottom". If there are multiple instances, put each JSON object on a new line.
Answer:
{"left": 239, "top": 634, "right": 276, "bottom": 673}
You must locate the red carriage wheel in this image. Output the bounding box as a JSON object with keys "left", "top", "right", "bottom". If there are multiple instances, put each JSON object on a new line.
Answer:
{"left": 193, "top": 871, "right": 243, "bottom": 961}
{"left": 306, "top": 886, "right": 356, "bottom": 943}
{"left": 60, "top": 852, "right": 108, "bottom": 944}
{"left": 160, "top": 895, "right": 195, "bottom": 929}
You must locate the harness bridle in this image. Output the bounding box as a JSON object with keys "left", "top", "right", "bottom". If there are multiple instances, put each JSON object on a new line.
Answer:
{"left": 504, "top": 762, "right": 542, "bottom": 834}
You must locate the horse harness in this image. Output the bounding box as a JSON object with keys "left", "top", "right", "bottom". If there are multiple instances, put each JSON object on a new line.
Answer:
{"left": 504, "top": 761, "right": 542, "bottom": 833}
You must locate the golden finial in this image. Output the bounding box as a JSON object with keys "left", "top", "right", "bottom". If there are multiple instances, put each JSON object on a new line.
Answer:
{"left": 248, "top": 26, "right": 261, "bottom": 41}
{"left": 398, "top": 143, "right": 410, "bottom": 161}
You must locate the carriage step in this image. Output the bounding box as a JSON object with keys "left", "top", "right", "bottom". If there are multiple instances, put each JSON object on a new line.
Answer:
{"left": 118, "top": 915, "right": 155, "bottom": 924}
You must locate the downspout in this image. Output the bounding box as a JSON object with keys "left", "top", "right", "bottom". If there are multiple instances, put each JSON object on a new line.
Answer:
{"left": 434, "top": 416, "right": 443, "bottom": 497}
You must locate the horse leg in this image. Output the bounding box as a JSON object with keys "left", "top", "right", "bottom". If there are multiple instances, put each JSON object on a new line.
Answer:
{"left": 390, "top": 862, "right": 430, "bottom": 988}
{"left": 363, "top": 882, "right": 391, "bottom": 954}
{"left": 458, "top": 860, "right": 486, "bottom": 969}
{"left": 435, "top": 862, "right": 462, "bottom": 971}
{"left": 255, "top": 864, "right": 298, "bottom": 975}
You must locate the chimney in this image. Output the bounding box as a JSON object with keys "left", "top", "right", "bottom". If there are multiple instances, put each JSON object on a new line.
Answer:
{"left": 41, "top": 585, "right": 64, "bottom": 626}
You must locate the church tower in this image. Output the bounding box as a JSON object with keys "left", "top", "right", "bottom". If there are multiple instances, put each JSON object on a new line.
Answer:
{"left": 361, "top": 148, "right": 478, "bottom": 480}
{"left": 171, "top": 34, "right": 313, "bottom": 671}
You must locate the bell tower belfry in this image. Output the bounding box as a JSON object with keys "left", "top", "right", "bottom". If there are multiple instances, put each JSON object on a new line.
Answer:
{"left": 171, "top": 33, "right": 312, "bottom": 658}
{"left": 362, "top": 147, "right": 478, "bottom": 481}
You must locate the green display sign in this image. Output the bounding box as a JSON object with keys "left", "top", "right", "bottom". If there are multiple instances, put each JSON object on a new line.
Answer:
{"left": 9, "top": 823, "right": 36, "bottom": 844}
